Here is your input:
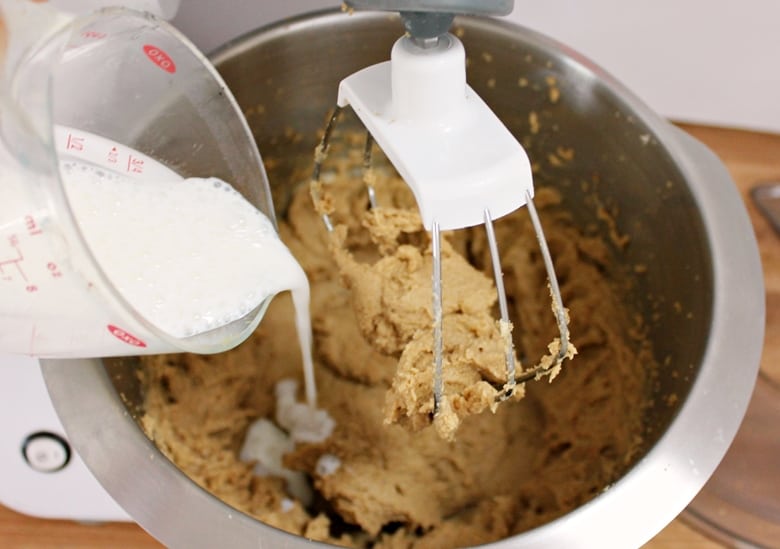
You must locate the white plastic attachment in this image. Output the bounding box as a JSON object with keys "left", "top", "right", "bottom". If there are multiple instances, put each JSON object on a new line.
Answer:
{"left": 337, "top": 33, "right": 533, "bottom": 230}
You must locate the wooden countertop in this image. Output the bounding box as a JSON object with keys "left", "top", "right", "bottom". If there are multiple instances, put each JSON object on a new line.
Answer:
{"left": 2, "top": 124, "right": 777, "bottom": 548}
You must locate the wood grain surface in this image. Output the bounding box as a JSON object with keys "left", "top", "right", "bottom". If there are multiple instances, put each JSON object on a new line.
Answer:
{"left": 2, "top": 123, "right": 777, "bottom": 548}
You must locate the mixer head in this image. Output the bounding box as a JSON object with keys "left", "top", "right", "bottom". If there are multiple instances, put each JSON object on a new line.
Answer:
{"left": 344, "top": 1, "right": 513, "bottom": 41}
{"left": 312, "top": 0, "right": 571, "bottom": 436}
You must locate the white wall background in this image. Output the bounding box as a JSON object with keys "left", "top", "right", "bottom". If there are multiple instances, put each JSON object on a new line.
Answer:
{"left": 516, "top": 0, "right": 780, "bottom": 134}
{"left": 168, "top": 0, "right": 780, "bottom": 134}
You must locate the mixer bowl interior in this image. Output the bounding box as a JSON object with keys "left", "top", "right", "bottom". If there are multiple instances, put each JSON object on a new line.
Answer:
{"left": 41, "top": 10, "right": 763, "bottom": 549}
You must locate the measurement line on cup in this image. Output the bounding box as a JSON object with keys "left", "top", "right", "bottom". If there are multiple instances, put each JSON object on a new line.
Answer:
{"left": 0, "top": 235, "right": 27, "bottom": 282}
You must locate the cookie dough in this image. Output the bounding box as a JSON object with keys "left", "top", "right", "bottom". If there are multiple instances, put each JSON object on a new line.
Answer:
{"left": 140, "top": 137, "right": 653, "bottom": 547}
{"left": 326, "top": 203, "right": 575, "bottom": 441}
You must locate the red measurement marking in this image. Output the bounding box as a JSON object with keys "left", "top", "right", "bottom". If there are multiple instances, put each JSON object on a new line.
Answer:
{"left": 107, "top": 325, "right": 147, "bottom": 348}
{"left": 127, "top": 155, "right": 144, "bottom": 174}
{"left": 108, "top": 146, "right": 119, "bottom": 165}
{"left": 0, "top": 234, "right": 27, "bottom": 282}
{"left": 25, "top": 215, "right": 42, "bottom": 236}
{"left": 81, "top": 30, "right": 107, "bottom": 39}
{"left": 47, "top": 262, "right": 63, "bottom": 278}
{"left": 66, "top": 133, "right": 84, "bottom": 152}
{"left": 142, "top": 44, "right": 176, "bottom": 74}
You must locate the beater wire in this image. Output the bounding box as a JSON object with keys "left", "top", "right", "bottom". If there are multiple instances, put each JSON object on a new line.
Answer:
{"left": 310, "top": 106, "right": 344, "bottom": 233}
{"left": 515, "top": 190, "right": 570, "bottom": 382}
{"left": 484, "top": 209, "right": 517, "bottom": 400}
{"left": 432, "top": 221, "right": 444, "bottom": 415}
{"left": 363, "top": 132, "right": 378, "bottom": 209}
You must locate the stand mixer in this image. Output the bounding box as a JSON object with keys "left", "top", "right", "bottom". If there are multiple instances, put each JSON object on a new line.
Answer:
{"left": 0, "top": 2, "right": 766, "bottom": 547}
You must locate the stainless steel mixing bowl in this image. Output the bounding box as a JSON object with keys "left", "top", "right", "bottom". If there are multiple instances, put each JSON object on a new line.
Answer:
{"left": 41, "top": 9, "right": 764, "bottom": 548}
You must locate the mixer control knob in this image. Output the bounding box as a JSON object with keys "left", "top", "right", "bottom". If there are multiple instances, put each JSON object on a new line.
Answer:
{"left": 21, "top": 432, "right": 71, "bottom": 473}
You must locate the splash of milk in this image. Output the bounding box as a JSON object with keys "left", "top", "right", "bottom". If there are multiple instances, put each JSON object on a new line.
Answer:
{"left": 240, "top": 379, "right": 336, "bottom": 506}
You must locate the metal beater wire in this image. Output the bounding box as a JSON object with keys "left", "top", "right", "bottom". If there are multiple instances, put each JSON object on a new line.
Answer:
{"left": 311, "top": 105, "right": 344, "bottom": 233}
{"left": 363, "top": 132, "right": 377, "bottom": 209}
{"left": 525, "top": 190, "right": 569, "bottom": 364}
{"left": 432, "top": 221, "right": 444, "bottom": 415}
{"left": 484, "top": 209, "right": 517, "bottom": 395}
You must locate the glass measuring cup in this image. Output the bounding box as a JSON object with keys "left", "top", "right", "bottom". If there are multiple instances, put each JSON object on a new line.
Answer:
{"left": 0, "top": 1, "right": 276, "bottom": 357}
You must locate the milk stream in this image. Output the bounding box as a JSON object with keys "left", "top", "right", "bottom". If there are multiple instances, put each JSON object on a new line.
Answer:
{"left": 61, "top": 160, "right": 318, "bottom": 406}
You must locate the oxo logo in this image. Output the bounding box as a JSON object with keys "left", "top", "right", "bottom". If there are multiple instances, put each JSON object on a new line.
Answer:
{"left": 143, "top": 44, "right": 176, "bottom": 74}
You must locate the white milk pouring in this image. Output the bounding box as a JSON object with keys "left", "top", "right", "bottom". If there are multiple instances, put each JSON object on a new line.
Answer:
{"left": 0, "top": 127, "right": 315, "bottom": 381}
{"left": 61, "top": 163, "right": 300, "bottom": 339}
